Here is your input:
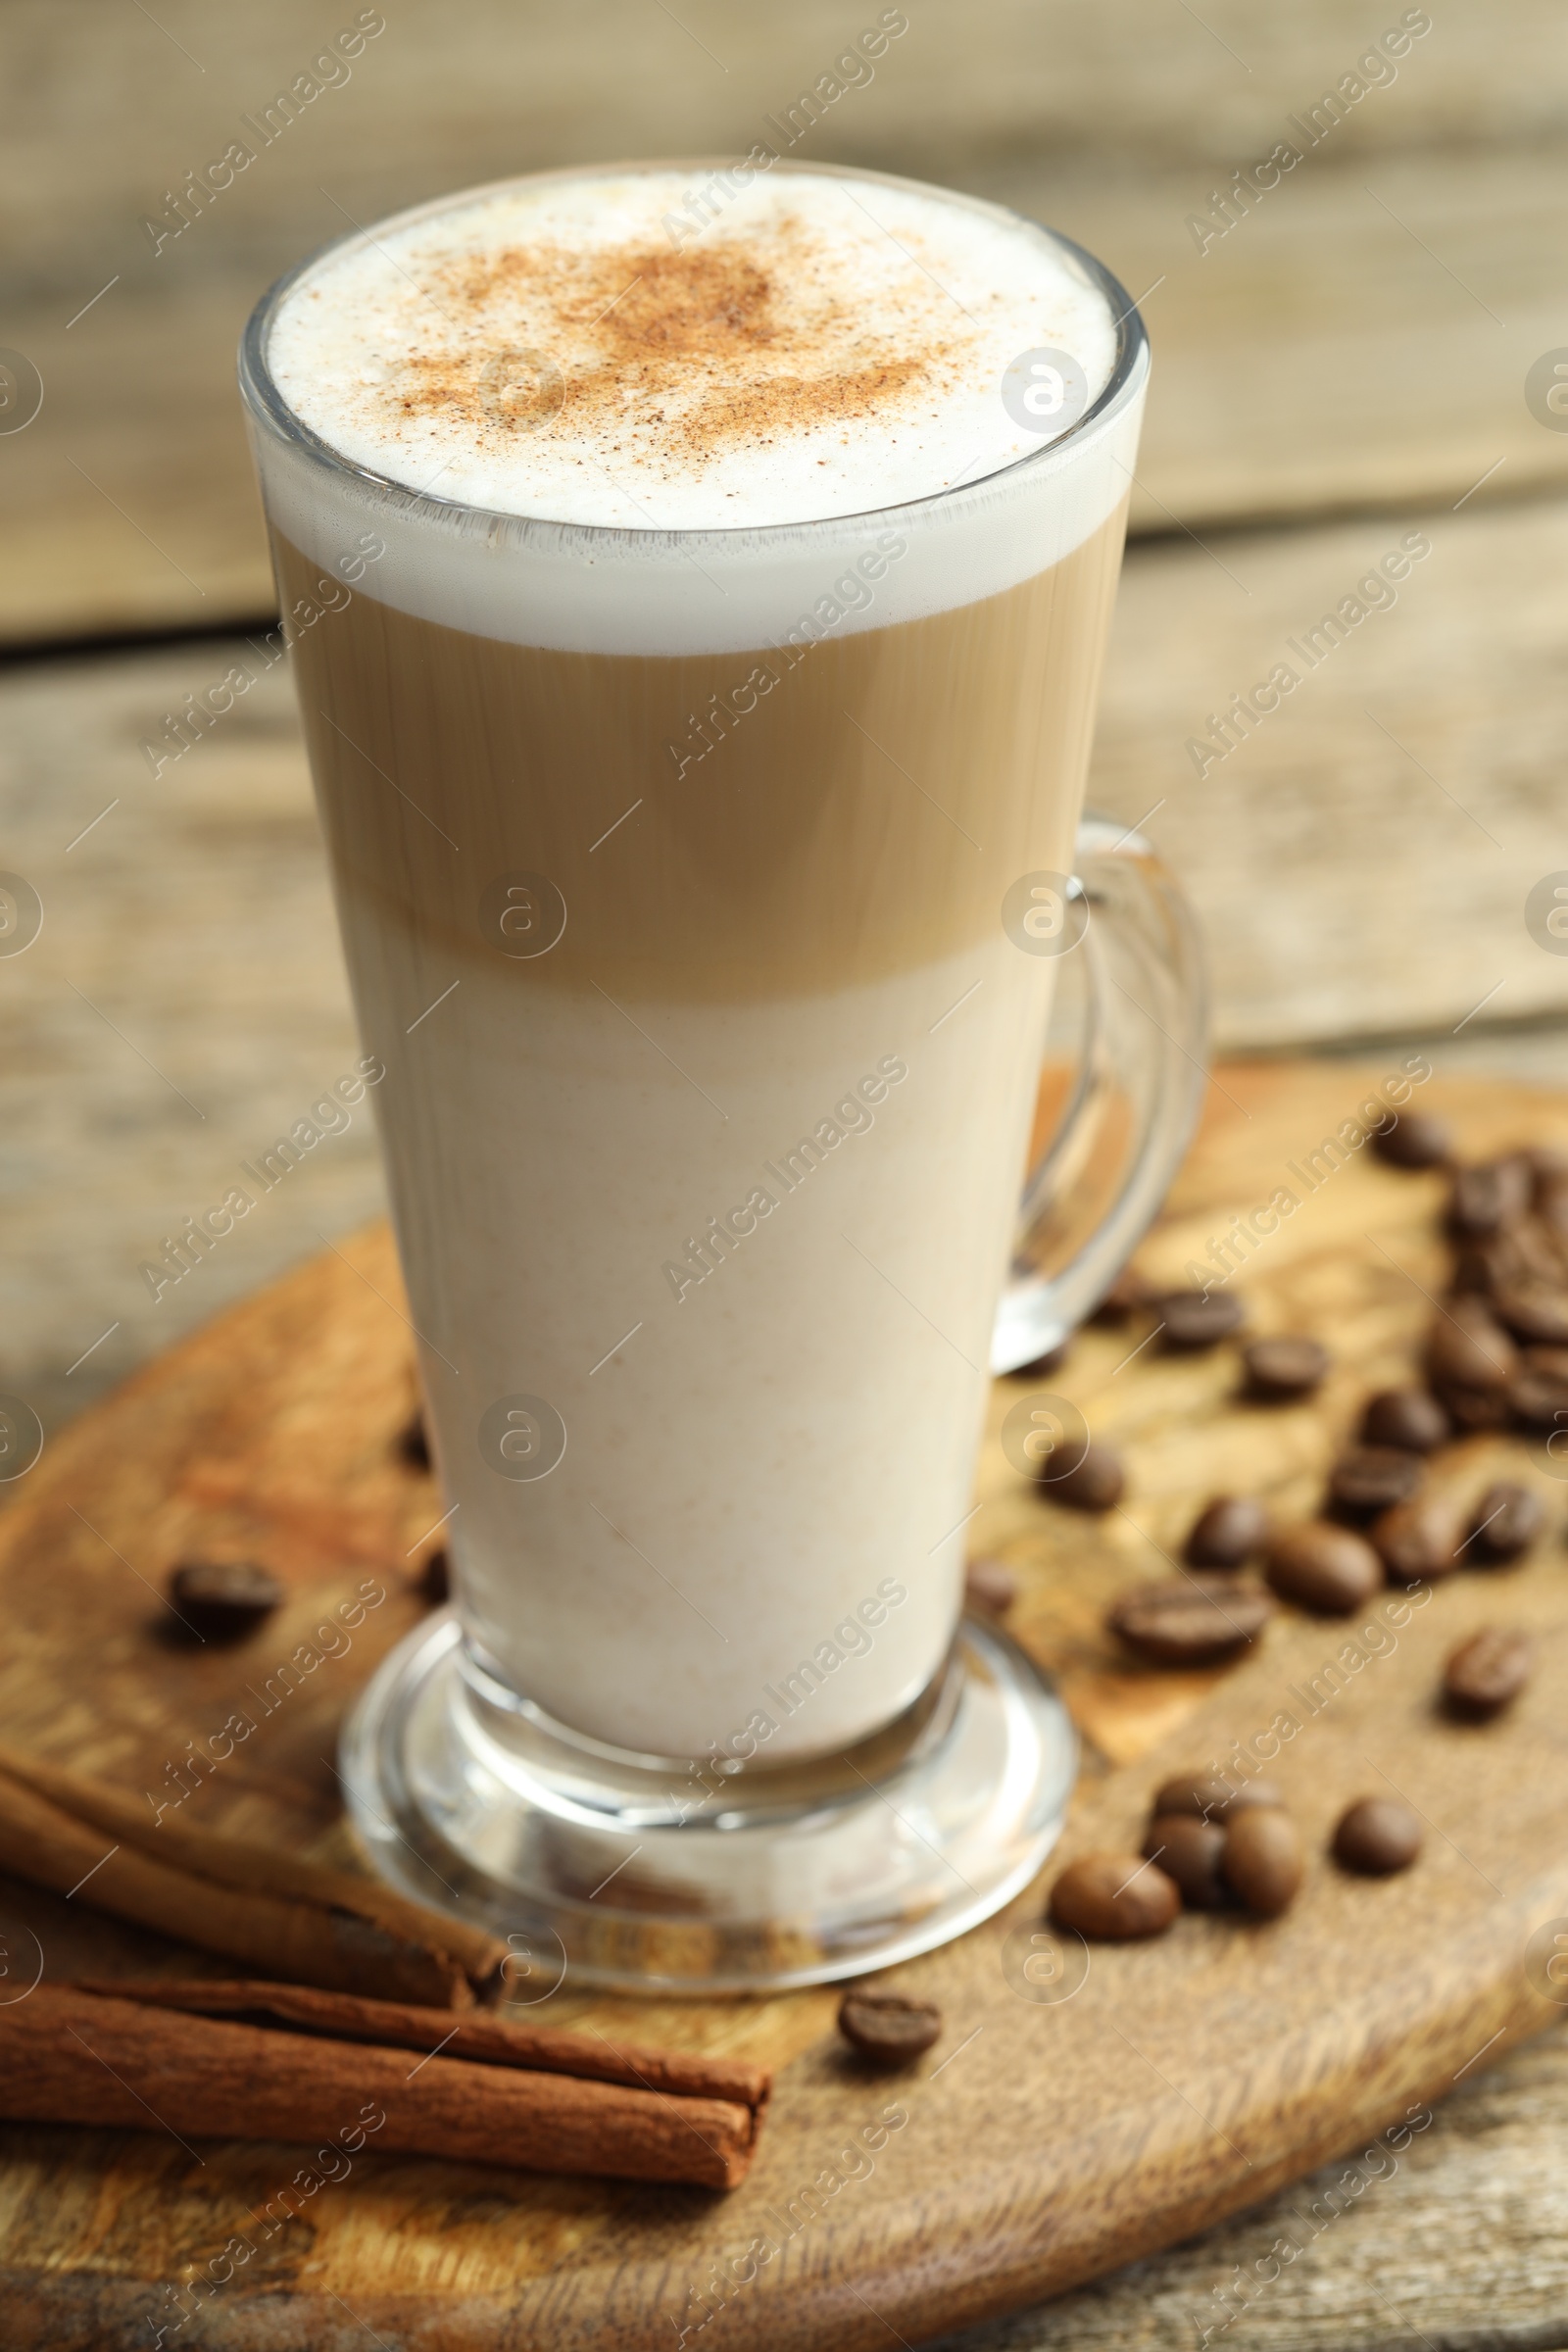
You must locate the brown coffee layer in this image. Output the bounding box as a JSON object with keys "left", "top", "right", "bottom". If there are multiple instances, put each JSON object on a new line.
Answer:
{"left": 276, "top": 506, "right": 1127, "bottom": 1004}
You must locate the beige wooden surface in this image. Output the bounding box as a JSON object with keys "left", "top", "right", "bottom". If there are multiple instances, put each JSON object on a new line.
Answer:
{"left": 5, "top": 1, "right": 1568, "bottom": 639}
{"left": 942, "top": 2024, "right": 1568, "bottom": 2352}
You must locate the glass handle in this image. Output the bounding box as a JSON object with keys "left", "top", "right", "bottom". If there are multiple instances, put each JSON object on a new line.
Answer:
{"left": 991, "top": 811, "right": 1209, "bottom": 1374}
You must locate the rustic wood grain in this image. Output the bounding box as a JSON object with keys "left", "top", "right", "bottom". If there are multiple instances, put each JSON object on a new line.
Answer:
{"left": 2, "top": 1061, "right": 1567, "bottom": 2348}
{"left": 937, "top": 2024, "right": 1568, "bottom": 2351}
{"left": 5, "top": 0, "right": 1567, "bottom": 640}
{"left": 1096, "top": 492, "right": 1568, "bottom": 1051}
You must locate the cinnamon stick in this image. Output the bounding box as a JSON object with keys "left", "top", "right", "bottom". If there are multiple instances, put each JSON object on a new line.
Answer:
{"left": 0, "top": 1742, "right": 507, "bottom": 2009}
{"left": 0, "top": 1985, "right": 761, "bottom": 2188}
{"left": 85, "top": 1978, "right": 771, "bottom": 2111}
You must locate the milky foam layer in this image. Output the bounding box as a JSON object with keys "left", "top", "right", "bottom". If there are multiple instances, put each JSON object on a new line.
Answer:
{"left": 244, "top": 165, "right": 1148, "bottom": 655}
{"left": 267, "top": 167, "right": 1120, "bottom": 531}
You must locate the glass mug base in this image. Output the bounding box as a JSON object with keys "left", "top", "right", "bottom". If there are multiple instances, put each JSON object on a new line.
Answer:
{"left": 340, "top": 1611, "right": 1076, "bottom": 1994}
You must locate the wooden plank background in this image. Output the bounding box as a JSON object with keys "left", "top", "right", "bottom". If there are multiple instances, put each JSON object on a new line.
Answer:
{"left": 3, "top": 1, "right": 1568, "bottom": 2340}
{"left": 5, "top": 0, "right": 1568, "bottom": 641}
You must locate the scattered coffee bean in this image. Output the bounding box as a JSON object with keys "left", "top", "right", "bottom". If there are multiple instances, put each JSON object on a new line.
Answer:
{"left": 1008, "top": 1342, "right": 1070, "bottom": 1380}
{"left": 1370, "top": 1497, "right": 1462, "bottom": 1585}
{"left": 964, "top": 1557, "right": 1018, "bottom": 1615}
{"left": 1333, "top": 1796, "right": 1422, "bottom": 1876}
{"left": 1156, "top": 1290, "right": 1247, "bottom": 1350}
{"left": 416, "top": 1548, "right": 451, "bottom": 1606}
{"left": 1372, "top": 1110, "right": 1452, "bottom": 1170}
{"left": 1494, "top": 1280, "right": 1568, "bottom": 1348}
{"left": 1444, "top": 1627, "right": 1535, "bottom": 1718}
{"left": 1109, "top": 1576, "right": 1272, "bottom": 1666}
{"left": 1265, "top": 1524, "right": 1382, "bottom": 1616}
{"left": 1050, "top": 1852, "right": 1180, "bottom": 1939}
{"left": 1185, "top": 1494, "right": 1268, "bottom": 1569}
{"left": 1511, "top": 1346, "right": 1568, "bottom": 1430}
{"left": 399, "top": 1413, "right": 431, "bottom": 1471}
{"left": 1222, "top": 1806, "right": 1303, "bottom": 1917}
{"left": 1152, "top": 1772, "right": 1282, "bottom": 1823}
{"left": 1431, "top": 1379, "right": 1511, "bottom": 1433}
{"left": 168, "top": 1559, "right": 284, "bottom": 1642}
{"left": 1447, "top": 1157, "right": 1533, "bottom": 1239}
{"left": 1243, "top": 1336, "right": 1331, "bottom": 1401}
{"left": 837, "top": 1989, "right": 943, "bottom": 2065}
{"left": 1089, "top": 1265, "right": 1159, "bottom": 1326}
{"left": 1327, "top": 1445, "right": 1424, "bottom": 1518}
{"left": 1045, "top": 1439, "right": 1125, "bottom": 1513}
{"left": 1465, "top": 1480, "right": 1543, "bottom": 1565}
{"left": 1359, "top": 1387, "right": 1450, "bottom": 1455}
{"left": 1450, "top": 1234, "right": 1526, "bottom": 1298}
{"left": 1144, "top": 1814, "right": 1228, "bottom": 1910}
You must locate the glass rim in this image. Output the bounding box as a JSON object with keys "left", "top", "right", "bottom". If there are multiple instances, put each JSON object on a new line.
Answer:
{"left": 238, "top": 155, "right": 1151, "bottom": 555}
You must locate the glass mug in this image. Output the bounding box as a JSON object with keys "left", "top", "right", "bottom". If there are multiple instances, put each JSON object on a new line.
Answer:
{"left": 239, "top": 164, "right": 1204, "bottom": 1992}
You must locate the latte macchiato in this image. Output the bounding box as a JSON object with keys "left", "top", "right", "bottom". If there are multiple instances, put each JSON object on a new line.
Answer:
{"left": 249, "top": 164, "right": 1145, "bottom": 1765}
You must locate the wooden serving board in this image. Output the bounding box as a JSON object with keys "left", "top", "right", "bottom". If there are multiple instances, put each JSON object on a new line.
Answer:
{"left": 5, "top": 1059, "right": 1568, "bottom": 2352}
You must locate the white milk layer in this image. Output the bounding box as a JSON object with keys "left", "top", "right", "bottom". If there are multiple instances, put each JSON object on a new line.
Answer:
{"left": 247, "top": 165, "right": 1146, "bottom": 654}
{"left": 345, "top": 923, "right": 1050, "bottom": 1762}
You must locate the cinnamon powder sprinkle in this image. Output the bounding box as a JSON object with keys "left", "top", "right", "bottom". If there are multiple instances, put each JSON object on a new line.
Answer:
{"left": 384, "top": 219, "right": 948, "bottom": 477}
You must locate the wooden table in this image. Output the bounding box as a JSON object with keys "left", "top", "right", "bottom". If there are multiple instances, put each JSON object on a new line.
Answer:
{"left": 3, "top": 1059, "right": 1568, "bottom": 2350}
{"left": 3, "top": 1067, "right": 1568, "bottom": 2352}
{"left": 4, "top": 1, "right": 1568, "bottom": 2338}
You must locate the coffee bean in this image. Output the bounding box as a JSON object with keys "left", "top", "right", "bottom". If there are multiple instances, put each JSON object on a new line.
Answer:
{"left": 1222, "top": 1807, "right": 1303, "bottom": 1917}
{"left": 1050, "top": 1853, "right": 1180, "bottom": 1939}
{"left": 1360, "top": 1387, "right": 1451, "bottom": 1454}
{"left": 1185, "top": 1494, "right": 1268, "bottom": 1568}
{"left": 168, "top": 1559, "right": 284, "bottom": 1642}
{"left": 1427, "top": 1297, "right": 1519, "bottom": 1394}
{"left": 1144, "top": 1814, "right": 1228, "bottom": 1910}
{"left": 1447, "top": 1157, "right": 1533, "bottom": 1239}
{"left": 1466, "top": 1480, "right": 1543, "bottom": 1564}
{"left": 1155, "top": 1290, "right": 1246, "bottom": 1350}
{"left": 837, "top": 1989, "right": 942, "bottom": 2065}
{"left": 1333, "top": 1796, "right": 1422, "bottom": 1875}
{"left": 1370, "top": 1497, "right": 1462, "bottom": 1585}
{"left": 399, "top": 1412, "right": 431, "bottom": 1470}
{"left": 1108, "top": 1576, "right": 1272, "bottom": 1665}
{"left": 1494, "top": 1280, "right": 1568, "bottom": 1348}
{"left": 1502, "top": 1217, "right": 1567, "bottom": 1282}
{"left": 1432, "top": 1379, "right": 1511, "bottom": 1433}
{"left": 1372, "top": 1110, "right": 1452, "bottom": 1169}
{"left": 1327, "top": 1445, "right": 1424, "bottom": 1518}
{"left": 1265, "top": 1524, "right": 1382, "bottom": 1615}
{"left": 1451, "top": 1235, "right": 1527, "bottom": 1298}
{"left": 416, "top": 1547, "right": 451, "bottom": 1606}
{"left": 964, "top": 1557, "right": 1018, "bottom": 1615}
{"left": 1445, "top": 1627, "right": 1535, "bottom": 1717}
{"left": 1511, "top": 1346, "right": 1568, "bottom": 1430}
{"left": 1045, "top": 1439, "right": 1125, "bottom": 1512}
{"left": 1512, "top": 1371, "right": 1568, "bottom": 1430}
{"left": 1152, "top": 1772, "right": 1283, "bottom": 1823}
{"left": 1089, "top": 1265, "right": 1160, "bottom": 1326}
{"left": 1243, "top": 1336, "right": 1330, "bottom": 1401}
